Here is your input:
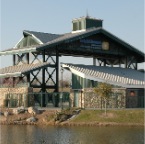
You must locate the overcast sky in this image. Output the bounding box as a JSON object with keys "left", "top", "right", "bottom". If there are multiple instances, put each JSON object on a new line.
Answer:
{"left": 0, "top": 0, "right": 144, "bottom": 70}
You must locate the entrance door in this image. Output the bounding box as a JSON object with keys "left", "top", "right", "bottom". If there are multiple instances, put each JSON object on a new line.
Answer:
{"left": 126, "top": 96, "right": 138, "bottom": 108}
{"left": 126, "top": 89, "right": 144, "bottom": 108}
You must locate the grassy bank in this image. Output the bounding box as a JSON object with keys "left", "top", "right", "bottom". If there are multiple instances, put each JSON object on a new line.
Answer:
{"left": 70, "top": 109, "right": 144, "bottom": 125}
{"left": 0, "top": 108, "right": 144, "bottom": 126}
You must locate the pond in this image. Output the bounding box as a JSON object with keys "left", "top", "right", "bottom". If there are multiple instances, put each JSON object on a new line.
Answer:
{"left": 1, "top": 125, "right": 144, "bottom": 144}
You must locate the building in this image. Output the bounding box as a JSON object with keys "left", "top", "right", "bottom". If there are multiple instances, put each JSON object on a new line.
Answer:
{"left": 0, "top": 16, "right": 144, "bottom": 108}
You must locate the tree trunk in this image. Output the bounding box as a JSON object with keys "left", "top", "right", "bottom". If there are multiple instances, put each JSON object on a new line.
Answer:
{"left": 101, "top": 97, "right": 102, "bottom": 110}
{"left": 105, "top": 99, "right": 107, "bottom": 116}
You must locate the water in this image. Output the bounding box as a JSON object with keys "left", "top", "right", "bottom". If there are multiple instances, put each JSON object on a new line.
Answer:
{"left": 0, "top": 125, "right": 144, "bottom": 144}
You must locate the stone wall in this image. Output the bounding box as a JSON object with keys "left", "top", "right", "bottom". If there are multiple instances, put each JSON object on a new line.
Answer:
{"left": 84, "top": 88, "right": 126, "bottom": 109}
{"left": 0, "top": 87, "right": 33, "bottom": 107}
{"left": 70, "top": 88, "right": 126, "bottom": 109}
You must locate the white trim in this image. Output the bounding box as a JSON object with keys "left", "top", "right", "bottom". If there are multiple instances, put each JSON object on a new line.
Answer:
{"left": 0, "top": 72, "right": 21, "bottom": 78}
{"left": 14, "top": 32, "right": 43, "bottom": 49}
{"left": 0, "top": 47, "right": 36, "bottom": 56}
{"left": 32, "top": 34, "right": 43, "bottom": 44}
{"left": 71, "top": 29, "right": 86, "bottom": 33}
{"left": 14, "top": 37, "right": 24, "bottom": 48}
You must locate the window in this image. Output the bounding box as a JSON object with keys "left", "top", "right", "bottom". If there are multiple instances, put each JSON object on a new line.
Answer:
{"left": 73, "top": 22, "right": 78, "bottom": 31}
{"left": 79, "top": 21, "right": 82, "bottom": 30}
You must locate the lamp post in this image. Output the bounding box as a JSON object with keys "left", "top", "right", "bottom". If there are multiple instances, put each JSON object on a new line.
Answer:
{"left": 60, "top": 67, "right": 64, "bottom": 110}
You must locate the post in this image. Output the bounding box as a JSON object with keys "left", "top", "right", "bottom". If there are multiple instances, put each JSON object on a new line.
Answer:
{"left": 60, "top": 93, "right": 63, "bottom": 110}
{"left": 60, "top": 67, "right": 64, "bottom": 110}
{"left": 93, "top": 57, "right": 96, "bottom": 66}
{"left": 125, "top": 57, "right": 128, "bottom": 68}
{"left": 56, "top": 49, "right": 59, "bottom": 92}
{"left": 61, "top": 67, "right": 64, "bottom": 92}
{"left": 41, "top": 91, "right": 43, "bottom": 107}
{"left": 24, "top": 93, "right": 26, "bottom": 108}
{"left": 135, "top": 59, "right": 138, "bottom": 70}
{"left": 42, "top": 50, "right": 46, "bottom": 107}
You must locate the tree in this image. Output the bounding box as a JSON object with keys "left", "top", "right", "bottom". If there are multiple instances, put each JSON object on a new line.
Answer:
{"left": 59, "top": 80, "right": 70, "bottom": 88}
{"left": 94, "top": 82, "right": 113, "bottom": 116}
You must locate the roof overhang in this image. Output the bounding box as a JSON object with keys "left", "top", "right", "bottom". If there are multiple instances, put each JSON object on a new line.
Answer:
{"left": 62, "top": 63, "right": 145, "bottom": 89}
{"left": 0, "top": 72, "right": 21, "bottom": 78}
{"left": 36, "top": 27, "right": 144, "bottom": 62}
{"left": 0, "top": 47, "right": 37, "bottom": 56}
{"left": 0, "top": 62, "right": 51, "bottom": 78}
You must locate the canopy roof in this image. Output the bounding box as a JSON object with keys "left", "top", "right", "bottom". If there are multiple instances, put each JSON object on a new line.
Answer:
{"left": 62, "top": 63, "right": 145, "bottom": 88}
{"left": 1, "top": 28, "right": 144, "bottom": 62}
{"left": 37, "top": 27, "right": 144, "bottom": 62}
{"left": 0, "top": 30, "right": 62, "bottom": 56}
{"left": 0, "top": 62, "right": 51, "bottom": 78}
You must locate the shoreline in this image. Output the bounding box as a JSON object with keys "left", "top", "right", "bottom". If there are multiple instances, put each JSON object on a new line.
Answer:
{"left": 0, "top": 108, "right": 144, "bottom": 127}
{"left": 0, "top": 121, "right": 144, "bottom": 127}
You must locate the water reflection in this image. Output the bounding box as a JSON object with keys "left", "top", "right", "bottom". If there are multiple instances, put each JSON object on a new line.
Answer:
{"left": 0, "top": 125, "right": 144, "bottom": 144}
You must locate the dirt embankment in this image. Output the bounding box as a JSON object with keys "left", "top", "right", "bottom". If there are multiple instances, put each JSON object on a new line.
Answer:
{"left": 0, "top": 108, "right": 144, "bottom": 127}
{"left": 0, "top": 108, "right": 56, "bottom": 125}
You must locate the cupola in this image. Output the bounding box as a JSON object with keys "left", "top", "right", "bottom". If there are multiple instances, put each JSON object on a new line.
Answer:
{"left": 72, "top": 16, "right": 103, "bottom": 33}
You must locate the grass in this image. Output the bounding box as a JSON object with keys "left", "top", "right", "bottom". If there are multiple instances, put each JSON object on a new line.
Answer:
{"left": 71, "top": 109, "right": 144, "bottom": 124}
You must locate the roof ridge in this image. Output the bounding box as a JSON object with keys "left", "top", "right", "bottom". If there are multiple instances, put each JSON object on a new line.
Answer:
{"left": 23, "top": 30, "right": 62, "bottom": 35}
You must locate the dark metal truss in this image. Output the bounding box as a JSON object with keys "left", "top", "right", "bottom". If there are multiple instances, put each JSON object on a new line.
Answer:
{"left": 12, "top": 49, "right": 59, "bottom": 96}
{"left": 93, "top": 56, "right": 138, "bottom": 70}
{"left": 31, "top": 52, "right": 41, "bottom": 64}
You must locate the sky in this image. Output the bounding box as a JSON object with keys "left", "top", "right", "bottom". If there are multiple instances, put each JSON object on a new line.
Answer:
{"left": 0, "top": 0, "right": 144, "bottom": 71}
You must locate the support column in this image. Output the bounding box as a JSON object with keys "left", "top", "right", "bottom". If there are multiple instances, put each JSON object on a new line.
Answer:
{"left": 42, "top": 50, "right": 46, "bottom": 107}
{"left": 135, "top": 60, "right": 138, "bottom": 70}
{"left": 13, "top": 55, "right": 16, "bottom": 66}
{"left": 92, "top": 57, "right": 96, "bottom": 87}
{"left": 119, "top": 58, "right": 121, "bottom": 68}
{"left": 26, "top": 53, "right": 29, "bottom": 64}
{"left": 103, "top": 59, "right": 106, "bottom": 66}
{"left": 13, "top": 55, "right": 16, "bottom": 87}
{"left": 125, "top": 57, "right": 128, "bottom": 68}
{"left": 26, "top": 53, "right": 30, "bottom": 86}
{"left": 56, "top": 48, "right": 59, "bottom": 92}
{"left": 93, "top": 57, "right": 96, "bottom": 66}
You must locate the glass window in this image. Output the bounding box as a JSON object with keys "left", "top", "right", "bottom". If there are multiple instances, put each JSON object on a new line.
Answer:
{"left": 73, "top": 22, "right": 78, "bottom": 31}
{"left": 81, "top": 20, "right": 85, "bottom": 29}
